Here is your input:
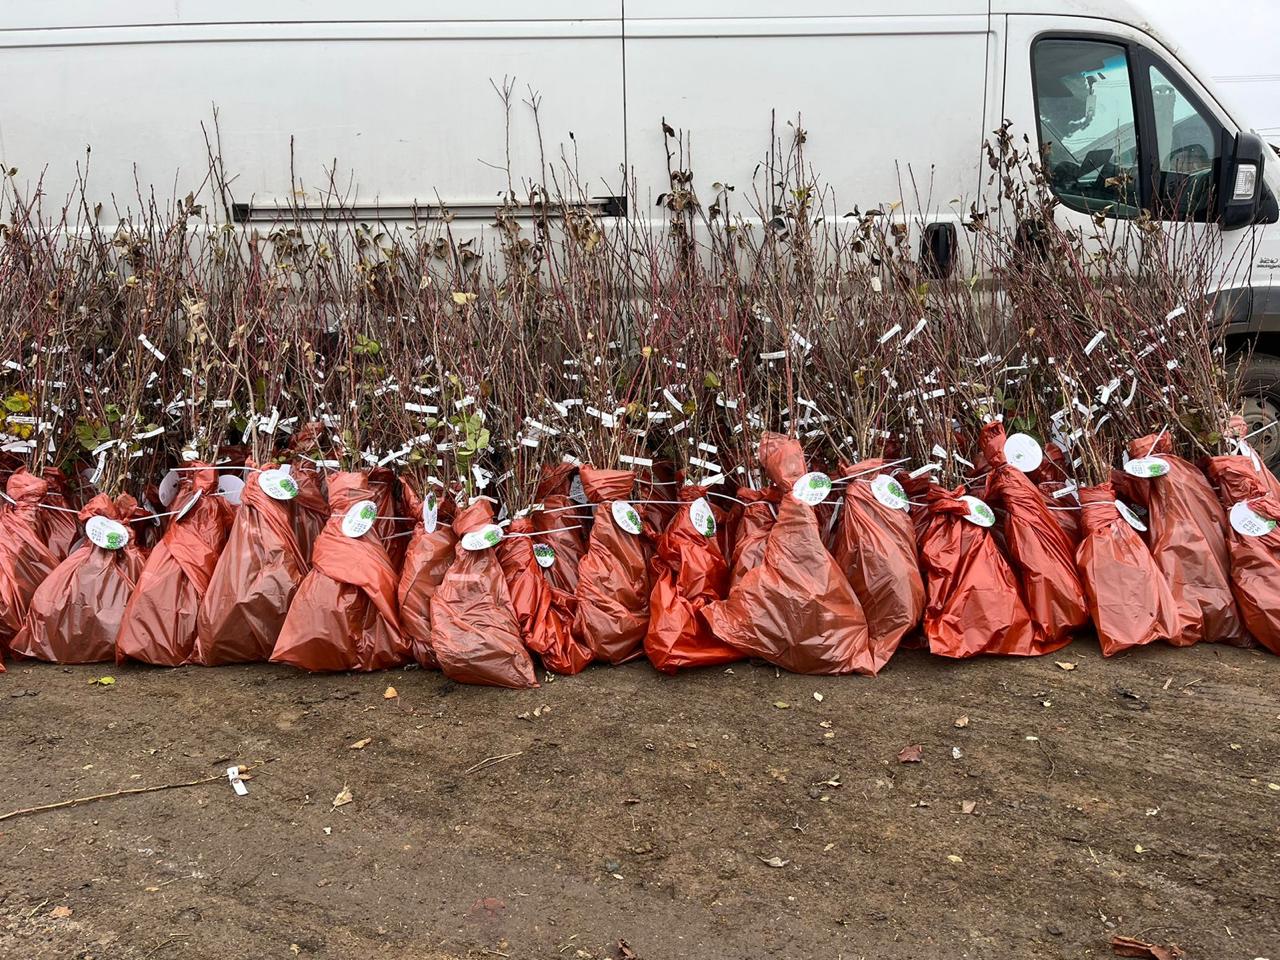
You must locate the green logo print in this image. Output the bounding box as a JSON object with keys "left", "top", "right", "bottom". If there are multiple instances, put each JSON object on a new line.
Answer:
{"left": 484, "top": 529, "right": 501, "bottom": 546}
{"left": 360, "top": 504, "right": 376, "bottom": 521}
{"left": 887, "top": 479, "right": 904, "bottom": 499}
{"left": 280, "top": 478, "right": 298, "bottom": 495}
{"left": 974, "top": 502, "right": 995, "bottom": 524}
{"left": 1147, "top": 464, "right": 1163, "bottom": 477}
{"left": 105, "top": 531, "right": 124, "bottom": 550}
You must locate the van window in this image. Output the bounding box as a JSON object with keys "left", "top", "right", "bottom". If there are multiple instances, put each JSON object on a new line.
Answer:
{"left": 1148, "top": 64, "right": 1220, "bottom": 220}
{"left": 1033, "top": 39, "right": 1141, "bottom": 217}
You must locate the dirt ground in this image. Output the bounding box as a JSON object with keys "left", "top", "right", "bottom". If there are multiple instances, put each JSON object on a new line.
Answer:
{"left": 1, "top": 641, "right": 1278, "bottom": 960}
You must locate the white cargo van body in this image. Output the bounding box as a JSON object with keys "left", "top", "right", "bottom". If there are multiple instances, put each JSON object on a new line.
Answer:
{"left": 0, "top": 0, "right": 1277, "bottom": 462}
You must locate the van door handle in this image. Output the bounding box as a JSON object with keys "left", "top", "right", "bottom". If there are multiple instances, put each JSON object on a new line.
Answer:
{"left": 921, "top": 222, "right": 957, "bottom": 279}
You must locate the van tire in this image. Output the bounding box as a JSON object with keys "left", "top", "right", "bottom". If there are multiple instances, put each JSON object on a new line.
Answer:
{"left": 1240, "top": 353, "right": 1280, "bottom": 473}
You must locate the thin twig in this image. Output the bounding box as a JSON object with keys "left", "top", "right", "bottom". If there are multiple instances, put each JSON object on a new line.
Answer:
{"left": 465, "top": 752, "right": 524, "bottom": 775}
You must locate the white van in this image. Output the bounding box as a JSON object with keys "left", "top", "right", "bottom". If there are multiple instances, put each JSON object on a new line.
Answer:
{"left": 0, "top": 0, "right": 1277, "bottom": 464}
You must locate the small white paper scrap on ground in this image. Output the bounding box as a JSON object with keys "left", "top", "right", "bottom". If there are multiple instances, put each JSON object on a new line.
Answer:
{"left": 226, "top": 766, "right": 248, "bottom": 797}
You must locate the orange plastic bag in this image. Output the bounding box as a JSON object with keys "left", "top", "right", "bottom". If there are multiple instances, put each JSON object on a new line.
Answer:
{"left": 194, "top": 460, "right": 309, "bottom": 665}
{"left": 1123, "top": 434, "right": 1244, "bottom": 646}
{"left": 573, "top": 466, "right": 653, "bottom": 665}
{"left": 1076, "top": 482, "right": 1180, "bottom": 656}
{"left": 532, "top": 465, "right": 588, "bottom": 594}
{"left": 727, "top": 487, "right": 778, "bottom": 588}
{"left": 430, "top": 500, "right": 538, "bottom": 688}
{"left": 285, "top": 423, "right": 330, "bottom": 563}
{"left": 0, "top": 470, "right": 59, "bottom": 651}
{"left": 919, "top": 485, "right": 1038, "bottom": 658}
{"left": 499, "top": 516, "right": 592, "bottom": 675}
{"left": 10, "top": 493, "right": 145, "bottom": 664}
{"left": 38, "top": 466, "right": 78, "bottom": 561}
{"left": 1204, "top": 455, "right": 1280, "bottom": 653}
{"left": 645, "top": 485, "right": 741, "bottom": 673}
{"left": 703, "top": 434, "right": 873, "bottom": 675}
{"left": 396, "top": 482, "right": 456, "bottom": 669}
{"left": 979, "top": 423, "right": 1088, "bottom": 651}
{"left": 832, "top": 459, "right": 925, "bottom": 672}
{"left": 272, "top": 471, "right": 408, "bottom": 672}
{"left": 116, "top": 465, "right": 234, "bottom": 666}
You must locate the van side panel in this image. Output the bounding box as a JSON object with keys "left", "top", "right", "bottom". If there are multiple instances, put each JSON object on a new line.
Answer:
{"left": 0, "top": 9, "right": 624, "bottom": 221}
{"left": 623, "top": 12, "right": 991, "bottom": 221}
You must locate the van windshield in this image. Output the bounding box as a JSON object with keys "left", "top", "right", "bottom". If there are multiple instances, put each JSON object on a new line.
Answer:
{"left": 1033, "top": 39, "right": 1141, "bottom": 216}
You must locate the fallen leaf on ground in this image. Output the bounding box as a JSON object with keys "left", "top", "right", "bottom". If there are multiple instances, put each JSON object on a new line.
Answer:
{"left": 773, "top": 700, "right": 791, "bottom": 709}
{"left": 757, "top": 855, "right": 790, "bottom": 868}
{"left": 49, "top": 906, "right": 72, "bottom": 919}
{"left": 951, "top": 746, "right": 963, "bottom": 760}
{"left": 1055, "top": 661, "right": 1076, "bottom": 671}
{"left": 946, "top": 854, "right": 963, "bottom": 863}
{"left": 349, "top": 738, "right": 371, "bottom": 750}
{"left": 898, "top": 744, "right": 924, "bottom": 763}
{"left": 617, "top": 938, "right": 639, "bottom": 959}
{"left": 332, "top": 786, "right": 353, "bottom": 809}
{"left": 1109, "top": 934, "right": 1185, "bottom": 959}
{"left": 954, "top": 715, "right": 969, "bottom": 728}
{"left": 89, "top": 676, "right": 115, "bottom": 686}
{"left": 1134, "top": 844, "right": 1145, "bottom": 853}
{"left": 812, "top": 692, "right": 824, "bottom": 702}
{"left": 1268, "top": 782, "right": 1280, "bottom": 792}
{"left": 961, "top": 800, "right": 977, "bottom": 815}
{"left": 383, "top": 686, "right": 398, "bottom": 700}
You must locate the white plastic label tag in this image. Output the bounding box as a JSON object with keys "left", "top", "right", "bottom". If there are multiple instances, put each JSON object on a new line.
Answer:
{"left": 1116, "top": 500, "right": 1147, "bottom": 532}
{"left": 85, "top": 515, "right": 129, "bottom": 550}
{"left": 461, "top": 523, "right": 503, "bottom": 551}
{"left": 175, "top": 489, "right": 202, "bottom": 521}
{"left": 341, "top": 500, "right": 378, "bottom": 538}
{"left": 959, "top": 495, "right": 996, "bottom": 527}
{"left": 158, "top": 469, "right": 180, "bottom": 507}
{"left": 1004, "top": 433, "right": 1043, "bottom": 473}
{"left": 1236, "top": 440, "right": 1264, "bottom": 474}
{"left": 1229, "top": 500, "right": 1277, "bottom": 538}
{"left": 569, "top": 474, "right": 587, "bottom": 505}
{"left": 533, "top": 543, "right": 556, "bottom": 568}
{"left": 688, "top": 497, "right": 716, "bottom": 537}
{"left": 792, "top": 472, "right": 832, "bottom": 506}
{"left": 870, "top": 474, "right": 910, "bottom": 512}
{"left": 612, "top": 500, "right": 643, "bottom": 535}
{"left": 258, "top": 468, "right": 299, "bottom": 501}
{"left": 1124, "top": 456, "right": 1170, "bottom": 479}
{"left": 218, "top": 474, "right": 245, "bottom": 505}
{"left": 226, "top": 766, "right": 249, "bottom": 797}
{"left": 422, "top": 492, "right": 439, "bottom": 534}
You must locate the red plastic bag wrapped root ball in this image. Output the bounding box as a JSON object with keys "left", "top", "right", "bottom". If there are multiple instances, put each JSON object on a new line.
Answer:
{"left": 979, "top": 423, "right": 1088, "bottom": 651}
{"left": 919, "top": 485, "right": 1037, "bottom": 658}
{"left": 645, "top": 485, "right": 741, "bottom": 674}
{"left": 38, "top": 466, "right": 79, "bottom": 561}
{"left": 430, "top": 500, "right": 538, "bottom": 688}
{"left": 396, "top": 482, "right": 456, "bottom": 669}
{"left": 194, "top": 460, "right": 309, "bottom": 665}
{"left": 1122, "top": 433, "right": 1244, "bottom": 646}
{"left": 272, "top": 471, "right": 408, "bottom": 672}
{"left": 703, "top": 434, "right": 873, "bottom": 675}
{"left": 11, "top": 493, "right": 145, "bottom": 663}
{"left": 1076, "top": 483, "right": 1180, "bottom": 656}
{"left": 832, "top": 459, "right": 925, "bottom": 673}
{"left": 1204, "top": 455, "right": 1280, "bottom": 653}
{"left": 727, "top": 487, "right": 779, "bottom": 588}
{"left": 573, "top": 466, "right": 653, "bottom": 666}
{"left": 116, "top": 465, "right": 234, "bottom": 666}
{"left": 499, "top": 516, "right": 592, "bottom": 675}
{"left": 0, "top": 470, "right": 59, "bottom": 653}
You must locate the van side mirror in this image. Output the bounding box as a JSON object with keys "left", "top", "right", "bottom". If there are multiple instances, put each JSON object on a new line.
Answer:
{"left": 1220, "top": 131, "right": 1268, "bottom": 230}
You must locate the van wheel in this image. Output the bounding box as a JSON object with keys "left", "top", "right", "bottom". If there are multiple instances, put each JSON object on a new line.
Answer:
{"left": 1240, "top": 353, "right": 1280, "bottom": 472}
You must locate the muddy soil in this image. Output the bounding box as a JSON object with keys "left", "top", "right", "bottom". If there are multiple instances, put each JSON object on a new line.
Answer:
{"left": 1, "top": 641, "right": 1278, "bottom": 960}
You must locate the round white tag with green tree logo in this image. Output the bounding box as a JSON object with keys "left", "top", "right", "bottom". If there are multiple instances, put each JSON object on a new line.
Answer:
{"left": 341, "top": 499, "right": 378, "bottom": 538}
{"left": 258, "top": 468, "right": 299, "bottom": 501}
{"left": 461, "top": 523, "right": 504, "bottom": 551}
{"left": 959, "top": 495, "right": 996, "bottom": 527}
{"left": 1004, "top": 433, "right": 1043, "bottom": 473}
{"left": 85, "top": 515, "right": 129, "bottom": 550}
{"left": 688, "top": 497, "right": 716, "bottom": 537}
{"left": 792, "top": 472, "right": 832, "bottom": 506}
{"left": 422, "top": 491, "right": 439, "bottom": 534}
{"left": 1115, "top": 500, "right": 1147, "bottom": 532}
{"left": 1229, "top": 500, "right": 1277, "bottom": 538}
{"left": 1124, "top": 456, "right": 1170, "bottom": 479}
{"left": 533, "top": 543, "right": 556, "bottom": 567}
{"left": 612, "top": 501, "right": 643, "bottom": 535}
{"left": 870, "top": 474, "right": 910, "bottom": 511}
